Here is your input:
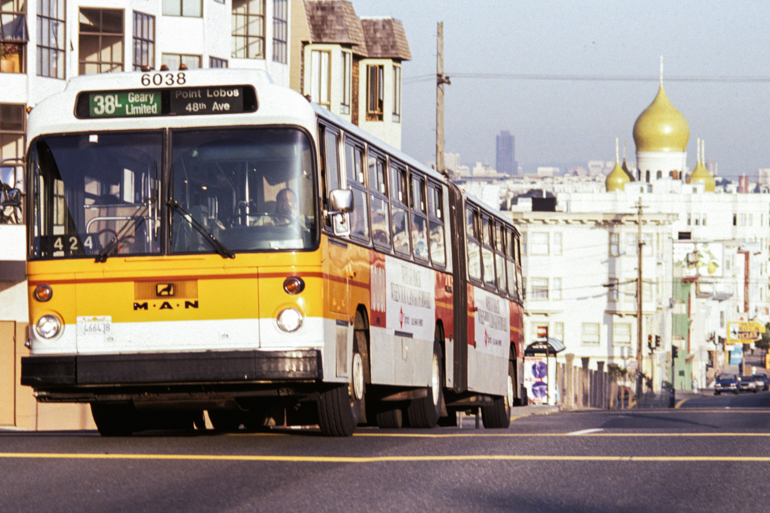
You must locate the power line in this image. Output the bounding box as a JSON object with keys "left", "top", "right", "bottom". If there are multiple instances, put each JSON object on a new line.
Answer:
{"left": 403, "top": 73, "right": 770, "bottom": 85}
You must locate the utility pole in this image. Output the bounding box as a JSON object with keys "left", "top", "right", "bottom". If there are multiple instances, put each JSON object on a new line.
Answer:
{"left": 436, "top": 22, "right": 450, "bottom": 177}
{"left": 636, "top": 198, "right": 644, "bottom": 397}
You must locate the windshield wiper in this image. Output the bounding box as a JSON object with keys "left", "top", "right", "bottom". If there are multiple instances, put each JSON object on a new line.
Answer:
{"left": 167, "top": 200, "right": 235, "bottom": 259}
{"left": 95, "top": 198, "right": 153, "bottom": 263}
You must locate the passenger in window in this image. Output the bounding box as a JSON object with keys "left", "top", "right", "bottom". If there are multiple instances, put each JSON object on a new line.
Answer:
{"left": 413, "top": 221, "right": 428, "bottom": 259}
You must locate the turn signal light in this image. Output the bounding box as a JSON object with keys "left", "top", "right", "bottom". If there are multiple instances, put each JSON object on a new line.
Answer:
{"left": 283, "top": 276, "right": 305, "bottom": 294}
{"left": 34, "top": 284, "right": 53, "bottom": 302}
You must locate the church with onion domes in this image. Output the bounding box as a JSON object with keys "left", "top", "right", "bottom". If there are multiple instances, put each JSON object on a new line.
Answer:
{"left": 513, "top": 62, "right": 770, "bottom": 402}
{"left": 607, "top": 63, "right": 716, "bottom": 192}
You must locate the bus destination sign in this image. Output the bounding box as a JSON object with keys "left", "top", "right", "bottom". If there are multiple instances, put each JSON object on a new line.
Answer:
{"left": 89, "top": 91, "right": 161, "bottom": 118}
{"left": 169, "top": 86, "right": 244, "bottom": 115}
{"left": 81, "top": 85, "right": 255, "bottom": 119}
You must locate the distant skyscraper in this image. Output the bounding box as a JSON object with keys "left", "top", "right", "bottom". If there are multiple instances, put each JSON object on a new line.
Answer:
{"left": 496, "top": 130, "right": 517, "bottom": 176}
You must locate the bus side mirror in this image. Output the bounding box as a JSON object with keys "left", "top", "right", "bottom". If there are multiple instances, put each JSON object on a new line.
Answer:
{"left": 0, "top": 166, "right": 15, "bottom": 189}
{"left": 1, "top": 188, "right": 21, "bottom": 208}
{"left": 329, "top": 189, "right": 353, "bottom": 214}
{"left": 326, "top": 189, "right": 353, "bottom": 237}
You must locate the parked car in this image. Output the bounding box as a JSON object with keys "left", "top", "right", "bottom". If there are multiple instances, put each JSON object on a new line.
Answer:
{"left": 714, "top": 374, "right": 739, "bottom": 395}
{"left": 738, "top": 375, "right": 758, "bottom": 393}
{"left": 752, "top": 374, "right": 768, "bottom": 391}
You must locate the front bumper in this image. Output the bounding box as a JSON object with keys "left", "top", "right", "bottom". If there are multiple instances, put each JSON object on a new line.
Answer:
{"left": 22, "top": 349, "right": 323, "bottom": 390}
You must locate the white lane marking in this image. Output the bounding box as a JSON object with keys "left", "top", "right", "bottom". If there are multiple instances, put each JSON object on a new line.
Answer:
{"left": 568, "top": 428, "right": 604, "bottom": 436}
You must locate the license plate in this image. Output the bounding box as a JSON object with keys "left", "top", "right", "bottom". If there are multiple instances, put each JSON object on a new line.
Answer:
{"left": 77, "top": 316, "right": 112, "bottom": 343}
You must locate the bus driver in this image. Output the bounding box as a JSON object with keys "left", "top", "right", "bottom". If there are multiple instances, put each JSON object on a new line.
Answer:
{"left": 275, "top": 188, "right": 298, "bottom": 222}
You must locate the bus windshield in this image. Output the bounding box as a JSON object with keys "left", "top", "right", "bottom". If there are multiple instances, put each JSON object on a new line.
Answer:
{"left": 30, "top": 132, "right": 162, "bottom": 260}
{"left": 170, "top": 128, "right": 316, "bottom": 253}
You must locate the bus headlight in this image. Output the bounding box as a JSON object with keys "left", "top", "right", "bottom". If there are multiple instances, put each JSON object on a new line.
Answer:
{"left": 277, "top": 308, "right": 303, "bottom": 332}
{"left": 35, "top": 315, "right": 62, "bottom": 340}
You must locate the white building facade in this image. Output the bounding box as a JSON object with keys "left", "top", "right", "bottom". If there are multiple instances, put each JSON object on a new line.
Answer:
{"left": 515, "top": 210, "right": 676, "bottom": 396}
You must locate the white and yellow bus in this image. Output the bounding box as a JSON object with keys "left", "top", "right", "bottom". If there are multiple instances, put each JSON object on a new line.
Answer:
{"left": 18, "top": 69, "right": 525, "bottom": 436}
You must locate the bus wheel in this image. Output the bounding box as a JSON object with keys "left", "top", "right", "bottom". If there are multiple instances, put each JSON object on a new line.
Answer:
{"left": 374, "top": 406, "right": 403, "bottom": 428}
{"left": 91, "top": 403, "right": 139, "bottom": 437}
{"left": 482, "top": 361, "right": 514, "bottom": 429}
{"left": 318, "top": 343, "right": 363, "bottom": 437}
{"left": 406, "top": 341, "right": 443, "bottom": 428}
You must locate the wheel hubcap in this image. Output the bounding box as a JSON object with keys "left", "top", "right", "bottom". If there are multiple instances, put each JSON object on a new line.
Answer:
{"left": 352, "top": 353, "right": 364, "bottom": 401}
{"left": 506, "top": 374, "right": 514, "bottom": 409}
{"left": 431, "top": 353, "right": 440, "bottom": 405}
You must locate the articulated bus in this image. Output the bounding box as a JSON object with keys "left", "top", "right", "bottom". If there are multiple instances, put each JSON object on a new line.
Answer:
{"left": 18, "top": 69, "right": 525, "bottom": 436}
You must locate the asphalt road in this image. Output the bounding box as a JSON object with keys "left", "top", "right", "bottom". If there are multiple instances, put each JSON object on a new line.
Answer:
{"left": 2, "top": 391, "right": 770, "bottom": 513}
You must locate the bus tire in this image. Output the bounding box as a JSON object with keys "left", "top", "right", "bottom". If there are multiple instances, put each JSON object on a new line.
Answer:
{"left": 482, "top": 361, "right": 514, "bottom": 429}
{"left": 318, "top": 342, "right": 363, "bottom": 437}
{"left": 91, "top": 403, "right": 139, "bottom": 437}
{"left": 374, "top": 406, "right": 403, "bottom": 428}
{"left": 406, "top": 341, "right": 443, "bottom": 428}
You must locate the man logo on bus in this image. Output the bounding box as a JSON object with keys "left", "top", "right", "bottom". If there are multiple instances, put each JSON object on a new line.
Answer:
{"left": 156, "top": 283, "right": 174, "bottom": 297}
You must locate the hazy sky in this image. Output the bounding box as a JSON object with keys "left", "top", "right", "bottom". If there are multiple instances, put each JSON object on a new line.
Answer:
{"left": 351, "top": 0, "right": 770, "bottom": 178}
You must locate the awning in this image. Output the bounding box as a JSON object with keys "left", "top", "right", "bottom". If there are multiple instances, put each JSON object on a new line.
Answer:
{"left": 524, "top": 337, "right": 566, "bottom": 356}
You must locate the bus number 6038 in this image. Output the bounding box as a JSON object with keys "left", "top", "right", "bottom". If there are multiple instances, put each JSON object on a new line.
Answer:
{"left": 141, "top": 72, "right": 186, "bottom": 87}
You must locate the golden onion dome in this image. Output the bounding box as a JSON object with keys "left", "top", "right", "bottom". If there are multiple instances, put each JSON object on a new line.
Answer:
{"left": 606, "top": 140, "right": 629, "bottom": 192}
{"left": 688, "top": 163, "right": 715, "bottom": 191}
{"left": 633, "top": 85, "right": 690, "bottom": 152}
{"left": 687, "top": 139, "right": 715, "bottom": 191}
{"left": 621, "top": 158, "right": 635, "bottom": 181}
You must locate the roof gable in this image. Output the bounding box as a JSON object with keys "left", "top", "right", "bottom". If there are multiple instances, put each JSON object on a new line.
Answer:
{"left": 304, "top": 0, "right": 367, "bottom": 56}
{"left": 360, "top": 17, "right": 411, "bottom": 61}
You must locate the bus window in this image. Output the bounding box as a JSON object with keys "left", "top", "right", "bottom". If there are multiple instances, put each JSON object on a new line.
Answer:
{"left": 410, "top": 174, "right": 428, "bottom": 260}
{"left": 30, "top": 132, "right": 162, "bottom": 259}
{"left": 390, "top": 164, "right": 410, "bottom": 256}
{"left": 321, "top": 126, "right": 341, "bottom": 232}
{"left": 369, "top": 153, "right": 390, "bottom": 248}
{"left": 345, "top": 140, "right": 369, "bottom": 242}
{"left": 169, "top": 128, "right": 316, "bottom": 253}
{"left": 506, "top": 229, "right": 517, "bottom": 298}
{"left": 369, "top": 153, "right": 387, "bottom": 194}
{"left": 323, "top": 127, "right": 340, "bottom": 192}
{"left": 481, "top": 215, "right": 495, "bottom": 288}
{"left": 466, "top": 206, "right": 481, "bottom": 281}
{"left": 428, "top": 184, "right": 446, "bottom": 266}
{"left": 390, "top": 163, "right": 407, "bottom": 204}
{"left": 495, "top": 222, "right": 507, "bottom": 293}
{"left": 515, "top": 235, "right": 523, "bottom": 301}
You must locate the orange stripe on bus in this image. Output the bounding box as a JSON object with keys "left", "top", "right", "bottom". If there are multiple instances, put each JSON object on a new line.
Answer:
{"left": 29, "top": 271, "right": 328, "bottom": 286}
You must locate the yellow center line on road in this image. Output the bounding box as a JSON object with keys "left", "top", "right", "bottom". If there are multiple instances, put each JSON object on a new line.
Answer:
{"left": 1, "top": 452, "right": 770, "bottom": 463}
{"left": 349, "top": 432, "right": 770, "bottom": 438}
{"left": 227, "top": 430, "right": 770, "bottom": 439}
{"left": 674, "top": 398, "right": 690, "bottom": 409}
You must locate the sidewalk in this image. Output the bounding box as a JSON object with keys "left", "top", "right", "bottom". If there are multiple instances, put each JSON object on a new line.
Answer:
{"left": 515, "top": 404, "right": 560, "bottom": 416}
